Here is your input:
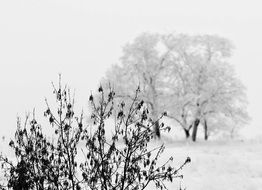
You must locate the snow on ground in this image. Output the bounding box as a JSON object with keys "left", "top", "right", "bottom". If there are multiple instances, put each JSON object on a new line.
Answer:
{"left": 145, "top": 138, "right": 262, "bottom": 190}
{"left": 1, "top": 135, "right": 262, "bottom": 190}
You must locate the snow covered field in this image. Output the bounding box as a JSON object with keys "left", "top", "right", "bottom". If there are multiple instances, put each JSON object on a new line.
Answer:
{"left": 1, "top": 138, "right": 262, "bottom": 190}
{"left": 146, "top": 138, "right": 262, "bottom": 190}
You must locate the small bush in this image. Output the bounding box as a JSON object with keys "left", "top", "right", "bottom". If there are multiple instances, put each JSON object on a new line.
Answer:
{"left": 0, "top": 77, "right": 190, "bottom": 190}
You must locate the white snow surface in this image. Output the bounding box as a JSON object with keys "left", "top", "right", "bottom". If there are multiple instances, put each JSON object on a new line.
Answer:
{"left": 145, "top": 138, "right": 262, "bottom": 190}
{"left": 1, "top": 136, "right": 262, "bottom": 190}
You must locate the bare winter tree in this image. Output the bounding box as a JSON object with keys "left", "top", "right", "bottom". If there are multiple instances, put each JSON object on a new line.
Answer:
{"left": 102, "top": 32, "right": 249, "bottom": 141}
{"left": 164, "top": 34, "right": 249, "bottom": 141}
{"left": 102, "top": 33, "right": 173, "bottom": 138}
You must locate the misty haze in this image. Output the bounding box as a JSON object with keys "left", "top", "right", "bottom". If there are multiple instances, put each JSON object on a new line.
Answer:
{"left": 0, "top": 1, "right": 262, "bottom": 190}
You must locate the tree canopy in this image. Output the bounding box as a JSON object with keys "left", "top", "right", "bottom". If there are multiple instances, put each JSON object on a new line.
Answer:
{"left": 102, "top": 32, "right": 249, "bottom": 141}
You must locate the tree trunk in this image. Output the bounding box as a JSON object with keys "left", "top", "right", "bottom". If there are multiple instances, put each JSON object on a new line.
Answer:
{"left": 192, "top": 118, "right": 200, "bottom": 142}
{"left": 154, "top": 120, "right": 161, "bottom": 138}
{"left": 149, "top": 82, "right": 160, "bottom": 138}
{"left": 151, "top": 108, "right": 160, "bottom": 138}
{"left": 183, "top": 128, "right": 190, "bottom": 138}
{"left": 204, "top": 119, "right": 208, "bottom": 140}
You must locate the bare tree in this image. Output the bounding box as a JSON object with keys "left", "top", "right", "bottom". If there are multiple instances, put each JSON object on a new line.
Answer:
{"left": 102, "top": 33, "right": 173, "bottom": 138}
{"left": 102, "top": 33, "right": 249, "bottom": 141}
{"left": 165, "top": 34, "right": 249, "bottom": 141}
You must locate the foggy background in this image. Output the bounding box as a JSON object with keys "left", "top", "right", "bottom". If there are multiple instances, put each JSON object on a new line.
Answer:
{"left": 0, "top": 0, "right": 262, "bottom": 139}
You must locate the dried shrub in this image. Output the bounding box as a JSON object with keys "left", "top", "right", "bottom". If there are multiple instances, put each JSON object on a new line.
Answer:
{"left": 0, "top": 77, "right": 190, "bottom": 190}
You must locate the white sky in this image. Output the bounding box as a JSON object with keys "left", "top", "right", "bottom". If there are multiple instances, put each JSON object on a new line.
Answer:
{"left": 0, "top": 0, "right": 262, "bottom": 138}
